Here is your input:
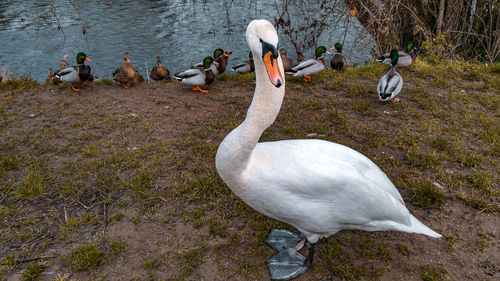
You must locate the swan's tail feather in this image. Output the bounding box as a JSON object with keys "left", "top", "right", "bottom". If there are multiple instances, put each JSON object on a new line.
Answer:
{"left": 404, "top": 214, "right": 442, "bottom": 238}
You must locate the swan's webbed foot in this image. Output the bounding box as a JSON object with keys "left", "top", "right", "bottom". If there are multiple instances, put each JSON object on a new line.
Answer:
{"left": 265, "top": 229, "right": 304, "bottom": 251}
{"left": 267, "top": 248, "right": 308, "bottom": 280}
{"left": 265, "top": 229, "right": 315, "bottom": 280}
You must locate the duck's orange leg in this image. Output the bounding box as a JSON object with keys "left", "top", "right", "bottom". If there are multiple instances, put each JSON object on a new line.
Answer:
{"left": 378, "top": 98, "right": 383, "bottom": 102}
{"left": 391, "top": 98, "right": 398, "bottom": 103}
{"left": 71, "top": 84, "right": 80, "bottom": 92}
{"left": 303, "top": 75, "right": 311, "bottom": 82}
{"left": 122, "top": 82, "right": 130, "bottom": 89}
{"left": 192, "top": 86, "right": 208, "bottom": 93}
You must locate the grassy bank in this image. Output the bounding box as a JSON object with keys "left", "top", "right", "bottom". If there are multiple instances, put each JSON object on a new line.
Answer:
{"left": 0, "top": 59, "right": 498, "bottom": 280}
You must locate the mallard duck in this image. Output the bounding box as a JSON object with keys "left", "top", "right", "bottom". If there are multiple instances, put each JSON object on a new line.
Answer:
{"left": 46, "top": 68, "right": 55, "bottom": 84}
{"left": 279, "top": 48, "right": 293, "bottom": 71}
{"left": 286, "top": 46, "right": 330, "bottom": 82}
{"left": 193, "top": 48, "right": 223, "bottom": 68}
{"left": 378, "top": 49, "right": 403, "bottom": 102}
{"left": 54, "top": 52, "right": 92, "bottom": 91}
{"left": 329, "top": 42, "right": 345, "bottom": 71}
{"left": 173, "top": 56, "right": 218, "bottom": 93}
{"left": 378, "top": 42, "right": 415, "bottom": 68}
{"left": 150, "top": 56, "right": 170, "bottom": 80}
{"left": 216, "top": 20, "right": 440, "bottom": 280}
{"left": 113, "top": 52, "right": 136, "bottom": 88}
{"left": 231, "top": 52, "right": 255, "bottom": 73}
{"left": 214, "top": 51, "right": 232, "bottom": 74}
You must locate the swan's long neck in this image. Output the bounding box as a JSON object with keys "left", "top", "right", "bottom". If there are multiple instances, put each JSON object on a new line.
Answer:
{"left": 216, "top": 53, "right": 285, "bottom": 175}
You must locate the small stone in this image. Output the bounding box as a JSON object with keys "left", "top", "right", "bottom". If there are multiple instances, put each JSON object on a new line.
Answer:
{"left": 433, "top": 181, "right": 444, "bottom": 189}
{"left": 460, "top": 89, "right": 466, "bottom": 93}
{"left": 29, "top": 113, "right": 35, "bottom": 118}
{"left": 306, "top": 133, "right": 317, "bottom": 137}
{"left": 383, "top": 111, "right": 390, "bottom": 114}
{"left": 130, "top": 113, "right": 137, "bottom": 117}
{"left": 165, "top": 106, "right": 170, "bottom": 109}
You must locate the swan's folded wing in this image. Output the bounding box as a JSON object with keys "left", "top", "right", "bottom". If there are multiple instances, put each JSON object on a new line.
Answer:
{"left": 246, "top": 139, "right": 409, "bottom": 226}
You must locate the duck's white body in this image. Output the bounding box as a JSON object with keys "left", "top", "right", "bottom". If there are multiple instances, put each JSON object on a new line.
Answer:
{"left": 216, "top": 20, "right": 441, "bottom": 247}
{"left": 286, "top": 57, "right": 327, "bottom": 77}
{"left": 55, "top": 67, "right": 80, "bottom": 84}
{"left": 377, "top": 66, "right": 403, "bottom": 101}
{"left": 232, "top": 61, "right": 254, "bottom": 73}
{"left": 378, "top": 51, "right": 415, "bottom": 68}
{"left": 174, "top": 63, "right": 218, "bottom": 86}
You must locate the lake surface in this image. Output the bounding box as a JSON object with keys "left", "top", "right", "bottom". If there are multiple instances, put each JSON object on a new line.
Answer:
{"left": 0, "top": 0, "right": 374, "bottom": 82}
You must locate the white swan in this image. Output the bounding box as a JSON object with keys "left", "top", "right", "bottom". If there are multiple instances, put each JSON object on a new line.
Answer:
{"left": 216, "top": 20, "right": 441, "bottom": 280}
{"left": 378, "top": 49, "right": 403, "bottom": 102}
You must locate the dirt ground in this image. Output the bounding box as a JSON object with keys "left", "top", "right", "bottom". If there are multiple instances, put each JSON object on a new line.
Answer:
{"left": 0, "top": 61, "right": 499, "bottom": 281}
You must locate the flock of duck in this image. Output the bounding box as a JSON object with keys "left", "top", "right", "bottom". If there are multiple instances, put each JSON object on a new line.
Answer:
{"left": 43, "top": 35, "right": 415, "bottom": 102}
{"left": 40, "top": 19, "right": 432, "bottom": 280}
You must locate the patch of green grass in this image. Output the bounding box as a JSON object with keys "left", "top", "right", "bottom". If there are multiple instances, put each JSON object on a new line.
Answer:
{"left": 64, "top": 239, "right": 127, "bottom": 271}
{"left": 347, "top": 82, "right": 368, "bottom": 97}
{"left": 467, "top": 172, "right": 494, "bottom": 193}
{"left": 96, "top": 78, "right": 113, "bottom": 85}
{"left": 458, "top": 193, "right": 500, "bottom": 213}
{"left": 420, "top": 265, "right": 446, "bottom": 281}
{"left": 65, "top": 243, "right": 106, "bottom": 270}
{"left": 22, "top": 262, "right": 43, "bottom": 281}
{"left": 410, "top": 179, "right": 446, "bottom": 209}
{"left": 207, "top": 218, "right": 227, "bottom": 237}
{"left": 397, "top": 243, "right": 411, "bottom": 256}
{"left": 0, "top": 154, "right": 20, "bottom": 171}
{"left": 141, "top": 252, "right": 166, "bottom": 272}
{"left": 0, "top": 78, "right": 39, "bottom": 92}
{"left": 351, "top": 100, "right": 372, "bottom": 115}
{"left": 485, "top": 63, "right": 500, "bottom": 74}
{"left": 303, "top": 97, "right": 323, "bottom": 110}
{"left": 174, "top": 170, "right": 227, "bottom": 200}
{"left": 107, "top": 212, "right": 124, "bottom": 224}
{"left": 15, "top": 170, "right": 48, "bottom": 199}
{"left": 1, "top": 254, "right": 17, "bottom": 270}
{"left": 406, "top": 147, "right": 440, "bottom": 169}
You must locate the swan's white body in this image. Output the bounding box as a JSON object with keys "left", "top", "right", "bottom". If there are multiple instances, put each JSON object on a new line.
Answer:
{"left": 216, "top": 20, "right": 441, "bottom": 245}
{"left": 377, "top": 66, "right": 403, "bottom": 101}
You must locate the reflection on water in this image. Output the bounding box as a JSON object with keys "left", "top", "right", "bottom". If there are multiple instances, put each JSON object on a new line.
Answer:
{"left": 0, "top": 0, "right": 374, "bottom": 82}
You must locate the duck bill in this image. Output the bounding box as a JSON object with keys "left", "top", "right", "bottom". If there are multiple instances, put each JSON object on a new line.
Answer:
{"left": 263, "top": 51, "right": 283, "bottom": 88}
{"left": 85, "top": 57, "right": 92, "bottom": 62}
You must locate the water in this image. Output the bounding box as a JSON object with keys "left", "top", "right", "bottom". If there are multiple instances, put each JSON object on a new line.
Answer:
{"left": 0, "top": 0, "right": 374, "bottom": 82}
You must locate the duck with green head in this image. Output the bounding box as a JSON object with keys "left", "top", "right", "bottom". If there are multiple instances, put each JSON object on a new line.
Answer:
{"left": 330, "top": 42, "right": 346, "bottom": 71}
{"left": 173, "top": 56, "right": 218, "bottom": 93}
{"left": 377, "top": 49, "right": 403, "bottom": 102}
{"left": 193, "top": 48, "right": 232, "bottom": 74}
{"left": 231, "top": 51, "right": 255, "bottom": 73}
{"left": 286, "top": 45, "right": 330, "bottom": 82}
{"left": 378, "top": 42, "right": 415, "bottom": 67}
{"left": 54, "top": 52, "right": 92, "bottom": 91}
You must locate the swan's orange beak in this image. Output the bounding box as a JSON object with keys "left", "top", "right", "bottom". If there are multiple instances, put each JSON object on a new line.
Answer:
{"left": 263, "top": 51, "right": 283, "bottom": 88}
{"left": 85, "top": 57, "right": 92, "bottom": 62}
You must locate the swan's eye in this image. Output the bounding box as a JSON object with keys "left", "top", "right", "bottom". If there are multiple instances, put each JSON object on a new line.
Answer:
{"left": 261, "top": 40, "right": 278, "bottom": 60}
